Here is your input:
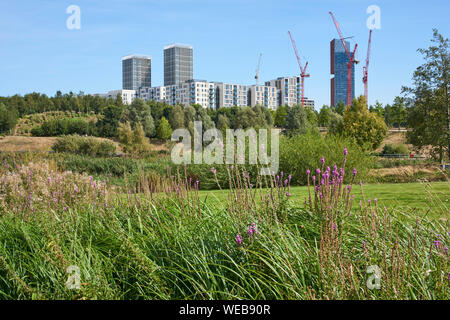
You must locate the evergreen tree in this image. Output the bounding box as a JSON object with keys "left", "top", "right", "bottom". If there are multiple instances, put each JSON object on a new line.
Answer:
{"left": 157, "top": 117, "right": 173, "bottom": 140}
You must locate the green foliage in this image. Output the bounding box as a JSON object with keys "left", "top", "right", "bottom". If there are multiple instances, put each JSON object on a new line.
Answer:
{"left": 234, "top": 107, "right": 259, "bottom": 129}
{"left": 31, "top": 117, "right": 91, "bottom": 136}
{"left": 403, "top": 29, "right": 449, "bottom": 162}
{"left": 170, "top": 105, "right": 185, "bottom": 130}
{"left": 318, "top": 105, "right": 332, "bottom": 127}
{"left": 342, "top": 96, "right": 387, "bottom": 150}
{"left": 0, "top": 103, "right": 18, "bottom": 134}
{"left": 328, "top": 111, "right": 344, "bottom": 135}
{"left": 216, "top": 114, "right": 230, "bottom": 132}
{"left": 384, "top": 97, "right": 407, "bottom": 129}
{"left": 381, "top": 143, "right": 410, "bottom": 155}
{"left": 274, "top": 105, "right": 288, "bottom": 127}
{"left": 156, "top": 117, "right": 173, "bottom": 140}
{"left": 279, "top": 132, "right": 373, "bottom": 185}
{"left": 285, "top": 105, "right": 315, "bottom": 135}
{"left": 118, "top": 121, "right": 151, "bottom": 154}
{"left": 334, "top": 100, "right": 346, "bottom": 115}
{"left": 52, "top": 135, "right": 116, "bottom": 156}
{"left": 122, "top": 99, "right": 155, "bottom": 138}
{"left": 304, "top": 106, "right": 318, "bottom": 127}
{"left": 96, "top": 104, "right": 124, "bottom": 137}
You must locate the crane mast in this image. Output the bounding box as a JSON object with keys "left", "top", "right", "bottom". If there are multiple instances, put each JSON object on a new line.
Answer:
{"left": 363, "top": 29, "right": 372, "bottom": 104}
{"left": 288, "top": 31, "right": 310, "bottom": 107}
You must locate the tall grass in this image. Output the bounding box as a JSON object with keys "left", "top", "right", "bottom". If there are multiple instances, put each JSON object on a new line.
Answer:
{"left": 0, "top": 149, "right": 448, "bottom": 300}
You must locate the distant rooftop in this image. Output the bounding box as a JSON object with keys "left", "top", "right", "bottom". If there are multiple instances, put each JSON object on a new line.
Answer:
{"left": 122, "top": 54, "right": 152, "bottom": 61}
{"left": 163, "top": 43, "right": 193, "bottom": 50}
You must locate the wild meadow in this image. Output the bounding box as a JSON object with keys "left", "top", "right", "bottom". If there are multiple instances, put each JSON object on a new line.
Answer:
{"left": 0, "top": 148, "right": 448, "bottom": 300}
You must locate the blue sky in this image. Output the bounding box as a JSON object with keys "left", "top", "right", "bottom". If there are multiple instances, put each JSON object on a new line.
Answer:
{"left": 0, "top": 0, "right": 449, "bottom": 109}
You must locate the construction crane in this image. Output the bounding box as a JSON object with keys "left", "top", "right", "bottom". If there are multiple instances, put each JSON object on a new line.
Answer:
{"left": 288, "top": 31, "right": 310, "bottom": 106}
{"left": 362, "top": 29, "right": 373, "bottom": 104}
{"left": 329, "top": 11, "right": 359, "bottom": 107}
{"left": 255, "top": 53, "right": 262, "bottom": 85}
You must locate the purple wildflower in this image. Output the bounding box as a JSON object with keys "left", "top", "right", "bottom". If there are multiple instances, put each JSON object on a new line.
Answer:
{"left": 236, "top": 234, "right": 242, "bottom": 246}
{"left": 210, "top": 167, "right": 216, "bottom": 175}
{"left": 286, "top": 191, "right": 291, "bottom": 197}
{"left": 320, "top": 157, "right": 325, "bottom": 164}
{"left": 434, "top": 240, "right": 442, "bottom": 248}
{"left": 344, "top": 148, "right": 348, "bottom": 156}
{"left": 306, "top": 169, "right": 310, "bottom": 175}
{"left": 353, "top": 168, "right": 357, "bottom": 177}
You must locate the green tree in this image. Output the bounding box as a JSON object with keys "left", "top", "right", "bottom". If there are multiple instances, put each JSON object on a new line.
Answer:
{"left": 342, "top": 95, "right": 387, "bottom": 150}
{"left": 0, "top": 103, "right": 18, "bottom": 134}
{"left": 156, "top": 117, "right": 173, "bottom": 140}
{"left": 390, "top": 96, "right": 407, "bottom": 129}
{"left": 286, "top": 105, "right": 314, "bottom": 135}
{"left": 117, "top": 121, "right": 134, "bottom": 151}
{"left": 318, "top": 105, "right": 332, "bottom": 127}
{"left": 369, "top": 101, "right": 385, "bottom": 119}
{"left": 196, "top": 107, "right": 215, "bottom": 132}
{"left": 328, "top": 111, "right": 344, "bottom": 135}
{"left": 216, "top": 114, "right": 230, "bottom": 136}
{"left": 122, "top": 99, "right": 155, "bottom": 137}
{"left": 402, "top": 29, "right": 449, "bottom": 162}
{"left": 96, "top": 104, "right": 124, "bottom": 137}
{"left": 334, "top": 100, "right": 346, "bottom": 115}
{"left": 170, "top": 105, "right": 185, "bottom": 130}
{"left": 274, "top": 105, "right": 288, "bottom": 127}
{"left": 132, "top": 123, "right": 151, "bottom": 153}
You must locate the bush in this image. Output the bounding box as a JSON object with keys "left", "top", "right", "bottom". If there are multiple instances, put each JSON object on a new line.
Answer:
{"left": 31, "top": 118, "right": 90, "bottom": 136}
{"left": 118, "top": 121, "right": 152, "bottom": 154}
{"left": 52, "top": 135, "right": 116, "bottom": 156}
{"left": 278, "top": 132, "right": 373, "bottom": 186}
{"left": 381, "top": 143, "right": 409, "bottom": 155}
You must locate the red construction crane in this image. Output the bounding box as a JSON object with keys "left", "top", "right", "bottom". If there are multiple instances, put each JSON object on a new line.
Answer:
{"left": 329, "top": 11, "right": 359, "bottom": 107}
{"left": 363, "top": 29, "right": 372, "bottom": 104}
{"left": 288, "top": 31, "right": 310, "bottom": 106}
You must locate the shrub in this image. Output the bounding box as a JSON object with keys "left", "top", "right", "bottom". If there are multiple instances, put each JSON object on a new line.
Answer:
{"left": 118, "top": 121, "right": 151, "bottom": 154}
{"left": 52, "top": 135, "right": 116, "bottom": 156}
{"left": 381, "top": 143, "right": 409, "bottom": 155}
{"left": 156, "top": 117, "right": 173, "bottom": 140}
{"left": 278, "top": 132, "right": 373, "bottom": 186}
{"left": 31, "top": 118, "right": 90, "bottom": 136}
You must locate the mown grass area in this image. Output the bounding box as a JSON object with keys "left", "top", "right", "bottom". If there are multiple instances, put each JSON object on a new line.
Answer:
{"left": 199, "top": 182, "right": 449, "bottom": 220}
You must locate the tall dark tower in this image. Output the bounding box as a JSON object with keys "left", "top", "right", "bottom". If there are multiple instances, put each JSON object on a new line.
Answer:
{"left": 330, "top": 39, "right": 355, "bottom": 106}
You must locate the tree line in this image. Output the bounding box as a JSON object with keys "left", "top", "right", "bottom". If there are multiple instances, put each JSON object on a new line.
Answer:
{"left": 0, "top": 29, "right": 447, "bottom": 160}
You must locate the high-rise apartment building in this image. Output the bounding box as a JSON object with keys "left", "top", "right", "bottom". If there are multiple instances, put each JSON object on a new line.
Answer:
{"left": 265, "top": 77, "right": 302, "bottom": 106}
{"left": 330, "top": 39, "right": 355, "bottom": 107}
{"left": 248, "top": 85, "right": 278, "bottom": 109}
{"left": 122, "top": 55, "right": 152, "bottom": 90}
{"left": 164, "top": 44, "right": 193, "bottom": 86}
{"left": 178, "top": 80, "right": 216, "bottom": 109}
{"left": 214, "top": 83, "right": 248, "bottom": 108}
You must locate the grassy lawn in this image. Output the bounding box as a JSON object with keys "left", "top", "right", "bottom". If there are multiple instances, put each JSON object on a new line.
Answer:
{"left": 199, "top": 181, "right": 449, "bottom": 219}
